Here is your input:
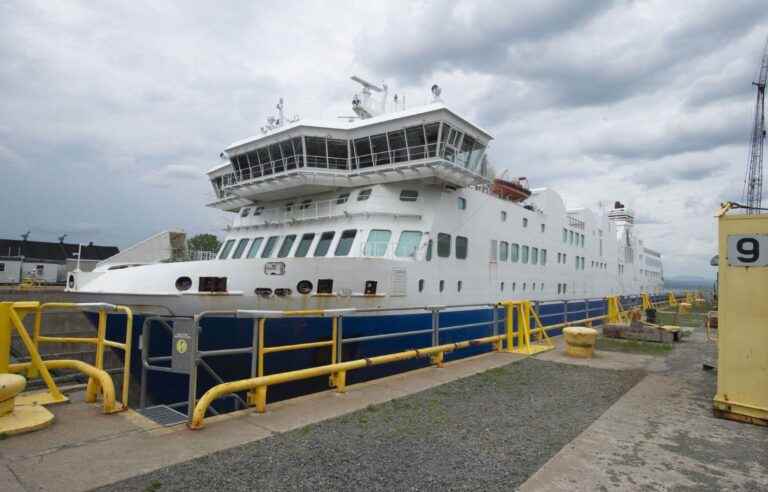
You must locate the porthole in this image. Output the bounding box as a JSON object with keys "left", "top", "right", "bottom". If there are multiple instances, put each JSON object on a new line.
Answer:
{"left": 175, "top": 276, "right": 192, "bottom": 291}
{"left": 255, "top": 288, "right": 273, "bottom": 297}
{"left": 296, "top": 280, "right": 313, "bottom": 294}
{"left": 275, "top": 288, "right": 292, "bottom": 297}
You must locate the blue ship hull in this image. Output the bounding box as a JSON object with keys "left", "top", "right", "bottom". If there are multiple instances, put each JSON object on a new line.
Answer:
{"left": 94, "top": 295, "right": 652, "bottom": 414}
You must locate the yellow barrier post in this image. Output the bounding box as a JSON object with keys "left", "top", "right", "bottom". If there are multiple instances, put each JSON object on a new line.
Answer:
{"left": 606, "top": 296, "right": 626, "bottom": 324}
{"left": 85, "top": 307, "right": 107, "bottom": 404}
{"left": 668, "top": 292, "right": 678, "bottom": 306}
{"left": 641, "top": 292, "right": 654, "bottom": 311}
{"left": 502, "top": 301, "right": 553, "bottom": 355}
{"left": 0, "top": 302, "right": 11, "bottom": 373}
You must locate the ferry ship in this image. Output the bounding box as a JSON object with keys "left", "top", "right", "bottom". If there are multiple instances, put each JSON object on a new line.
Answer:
{"left": 67, "top": 77, "right": 665, "bottom": 408}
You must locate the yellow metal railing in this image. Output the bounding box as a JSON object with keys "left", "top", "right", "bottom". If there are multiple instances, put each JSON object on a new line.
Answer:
{"left": 501, "top": 300, "right": 553, "bottom": 355}
{"left": 0, "top": 301, "right": 133, "bottom": 413}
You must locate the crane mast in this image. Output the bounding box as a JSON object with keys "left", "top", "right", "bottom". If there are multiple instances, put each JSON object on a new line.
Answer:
{"left": 743, "top": 36, "right": 768, "bottom": 213}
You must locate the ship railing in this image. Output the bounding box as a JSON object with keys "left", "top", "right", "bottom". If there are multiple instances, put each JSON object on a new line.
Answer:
{"left": 0, "top": 301, "right": 134, "bottom": 414}
{"left": 172, "top": 295, "right": 662, "bottom": 429}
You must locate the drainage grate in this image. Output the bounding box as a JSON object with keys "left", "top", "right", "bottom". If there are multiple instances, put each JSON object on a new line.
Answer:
{"left": 138, "top": 405, "right": 188, "bottom": 426}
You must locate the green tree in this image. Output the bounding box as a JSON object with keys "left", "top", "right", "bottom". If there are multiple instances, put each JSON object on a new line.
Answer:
{"left": 187, "top": 233, "right": 221, "bottom": 254}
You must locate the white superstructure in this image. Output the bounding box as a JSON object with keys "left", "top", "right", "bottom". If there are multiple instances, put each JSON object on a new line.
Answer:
{"left": 68, "top": 78, "right": 664, "bottom": 315}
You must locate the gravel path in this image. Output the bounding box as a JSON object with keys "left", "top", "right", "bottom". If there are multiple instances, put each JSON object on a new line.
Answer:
{"left": 98, "top": 359, "right": 644, "bottom": 492}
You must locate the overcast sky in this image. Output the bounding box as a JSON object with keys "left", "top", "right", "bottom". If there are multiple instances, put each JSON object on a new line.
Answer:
{"left": 2, "top": 1, "right": 767, "bottom": 278}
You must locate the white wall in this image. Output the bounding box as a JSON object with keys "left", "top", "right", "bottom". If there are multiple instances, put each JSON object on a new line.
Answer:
{"left": 0, "top": 260, "right": 22, "bottom": 283}
{"left": 20, "top": 261, "right": 61, "bottom": 283}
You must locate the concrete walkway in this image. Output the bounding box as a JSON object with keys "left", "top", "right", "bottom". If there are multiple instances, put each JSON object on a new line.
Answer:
{"left": 0, "top": 350, "right": 527, "bottom": 492}
{"left": 520, "top": 332, "right": 768, "bottom": 491}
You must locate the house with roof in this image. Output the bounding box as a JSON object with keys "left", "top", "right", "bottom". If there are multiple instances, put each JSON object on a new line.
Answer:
{"left": 0, "top": 239, "right": 119, "bottom": 284}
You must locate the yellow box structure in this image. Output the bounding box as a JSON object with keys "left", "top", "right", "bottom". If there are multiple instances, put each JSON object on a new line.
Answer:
{"left": 714, "top": 209, "right": 768, "bottom": 426}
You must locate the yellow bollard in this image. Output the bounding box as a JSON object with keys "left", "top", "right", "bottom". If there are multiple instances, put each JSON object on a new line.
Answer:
{"left": 563, "top": 326, "right": 598, "bottom": 358}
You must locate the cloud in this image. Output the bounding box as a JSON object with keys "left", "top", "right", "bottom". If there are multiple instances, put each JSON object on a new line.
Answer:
{"left": 1, "top": 0, "right": 766, "bottom": 277}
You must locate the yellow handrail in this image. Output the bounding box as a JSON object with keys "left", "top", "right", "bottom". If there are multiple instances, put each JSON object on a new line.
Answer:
{"left": 1, "top": 301, "right": 134, "bottom": 412}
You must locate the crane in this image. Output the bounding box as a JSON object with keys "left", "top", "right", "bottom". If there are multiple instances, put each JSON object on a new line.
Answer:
{"left": 742, "top": 35, "right": 768, "bottom": 214}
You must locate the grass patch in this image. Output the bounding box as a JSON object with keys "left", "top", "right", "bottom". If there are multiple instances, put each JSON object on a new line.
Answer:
{"left": 595, "top": 336, "right": 673, "bottom": 356}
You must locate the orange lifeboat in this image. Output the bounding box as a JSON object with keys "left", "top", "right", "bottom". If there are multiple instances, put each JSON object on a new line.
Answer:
{"left": 491, "top": 177, "right": 531, "bottom": 202}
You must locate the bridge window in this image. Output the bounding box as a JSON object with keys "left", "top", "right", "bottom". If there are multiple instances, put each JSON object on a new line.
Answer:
{"left": 305, "top": 136, "right": 327, "bottom": 168}
{"left": 299, "top": 199, "right": 312, "bottom": 210}
{"left": 425, "top": 123, "right": 439, "bottom": 157}
{"left": 314, "top": 231, "right": 335, "bottom": 257}
{"left": 357, "top": 188, "right": 372, "bottom": 201}
{"left": 218, "top": 239, "right": 235, "bottom": 259}
{"left": 395, "top": 231, "right": 423, "bottom": 257}
{"left": 277, "top": 235, "right": 296, "bottom": 258}
{"left": 232, "top": 238, "right": 250, "bottom": 259}
{"left": 334, "top": 230, "right": 357, "bottom": 256}
{"left": 456, "top": 236, "right": 468, "bottom": 259}
{"left": 336, "top": 192, "right": 350, "bottom": 204}
{"left": 261, "top": 236, "right": 280, "bottom": 258}
{"left": 511, "top": 243, "right": 520, "bottom": 262}
{"left": 253, "top": 207, "right": 264, "bottom": 216}
{"left": 295, "top": 233, "right": 315, "bottom": 257}
{"left": 400, "top": 190, "right": 419, "bottom": 202}
{"left": 388, "top": 129, "right": 408, "bottom": 162}
{"left": 327, "top": 139, "right": 348, "bottom": 169}
{"left": 370, "top": 133, "right": 390, "bottom": 165}
{"left": 405, "top": 125, "right": 426, "bottom": 160}
{"left": 354, "top": 137, "right": 373, "bottom": 168}
{"left": 240, "top": 208, "right": 250, "bottom": 217}
{"left": 247, "top": 237, "right": 264, "bottom": 258}
{"left": 437, "top": 233, "right": 451, "bottom": 257}
{"left": 365, "top": 229, "right": 391, "bottom": 256}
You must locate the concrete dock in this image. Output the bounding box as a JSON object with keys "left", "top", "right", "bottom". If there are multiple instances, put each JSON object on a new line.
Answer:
{"left": 2, "top": 329, "right": 766, "bottom": 491}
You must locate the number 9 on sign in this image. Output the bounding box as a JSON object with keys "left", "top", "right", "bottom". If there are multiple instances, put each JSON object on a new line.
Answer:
{"left": 727, "top": 234, "right": 768, "bottom": 266}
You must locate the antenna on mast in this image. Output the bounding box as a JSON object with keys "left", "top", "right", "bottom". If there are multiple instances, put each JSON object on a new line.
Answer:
{"left": 742, "top": 35, "right": 768, "bottom": 214}
{"left": 350, "top": 75, "right": 387, "bottom": 119}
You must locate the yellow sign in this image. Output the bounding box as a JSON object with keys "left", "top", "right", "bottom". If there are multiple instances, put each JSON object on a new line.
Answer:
{"left": 176, "top": 339, "right": 188, "bottom": 354}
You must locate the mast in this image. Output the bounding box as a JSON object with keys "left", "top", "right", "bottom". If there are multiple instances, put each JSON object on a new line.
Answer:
{"left": 742, "top": 35, "right": 768, "bottom": 214}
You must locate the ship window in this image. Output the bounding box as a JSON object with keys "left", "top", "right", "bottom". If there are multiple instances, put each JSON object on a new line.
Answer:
{"left": 499, "top": 241, "right": 509, "bottom": 261}
{"left": 522, "top": 217, "right": 528, "bottom": 228}
{"left": 261, "top": 236, "right": 280, "bottom": 258}
{"left": 336, "top": 193, "right": 350, "bottom": 205}
{"left": 564, "top": 284, "right": 567, "bottom": 294}
{"left": 458, "top": 197, "right": 467, "bottom": 210}
{"left": 400, "top": 190, "right": 419, "bottom": 202}
{"left": 232, "top": 238, "right": 250, "bottom": 259}
{"left": 357, "top": 188, "right": 372, "bottom": 201}
{"left": 437, "top": 233, "right": 451, "bottom": 257}
{"left": 512, "top": 282, "right": 516, "bottom": 291}
{"left": 563, "top": 253, "right": 567, "bottom": 263}
{"left": 426, "top": 239, "right": 433, "bottom": 261}
{"left": 456, "top": 236, "right": 468, "bottom": 259}
{"left": 500, "top": 281, "right": 504, "bottom": 291}
{"left": 557, "top": 284, "right": 562, "bottom": 294}
{"left": 292, "top": 136, "right": 304, "bottom": 167}
{"left": 253, "top": 207, "right": 264, "bottom": 216}
{"left": 257, "top": 147, "right": 270, "bottom": 169}
{"left": 439, "top": 280, "right": 445, "bottom": 292}
{"left": 425, "top": 122, "right": 439, "bottom": 157}
{"left": 531, "top": 247, "right": 538, "bottom": 265}
{"left": 541, "top": 224, "right": 546, "bottom": 233}
{"left": 365, "top": 229, "right": 391, "bottom": 256}
{"left": 457, "top": 280, "right": 462, "bottom": 292}
{"left": 285, "top": 202, "right": 294, "bottom": 212}
{"left": 354, "top": 137, "right": 373, "bottom": 168}
{"left": 280, "top": 140, "right": 295, "bottom": 169}
{"left": 240, "top": 208, "right": 250, "bottom": 217}
{"left": 532, "top": 283, "right": 536, "bottom": 291}
{"left": 562, "top": 228, "right": 568, "bottom": 243}
{"left": 335, "top": 229, "right": 357, "bottom": 256}
{"left": 457, "top": 134, "right": 476, "bottom": 168}
{"left": 522, "top": 245, "right": 530, "bottom": 264}
{"left": 541, "top": 249, "right": 547, "bottom": 266}
{"left": 405, "top": 125, "right": 426, "bottom": 160}
{"left": 305, "top": 136, "right": 327, "bottom": 167}
{"left": 388, "top": 129, "right": 408, "bottom": 162}
{"left": 395, "top": 231, "right": 423, "bottom": 257}
{"left": 370, "top": 133, "right": 390, "bottom": 165}
{"left": 277, "top": 235, "right": 296, "bottom": 258}
{"left": 314, "top": 231, "right": 335, "bottom": 257}
{"left": 501, "top": 211, "right": 507, "bottom": 222}
{"left": 419, "top": 279, "right": 425, "bottom": 292}
{"left": 218, "top": 239, "right": 235, "bottom": 259}
{"left": 523, "top": 282, "right": 527, "bottom": 291}
{"left": 327, "top": 139, "right": 348, "bottom": 170}
{"left": 247, "top": 237, "right": 264, "bottom": 258}
{"left": 295, "top": 233, "right": 315, "bottom": 257}
{"left": 511, "top": 243, "right": 520, "bottom": 262}
{"left": 0, "top": 263, "right": 4, "bottom": 272}
{"left": 569, "top": 230, "right": 574, "bottom": 244}
{"left": 299, "top": 199, "right": 312, "bottom": 210}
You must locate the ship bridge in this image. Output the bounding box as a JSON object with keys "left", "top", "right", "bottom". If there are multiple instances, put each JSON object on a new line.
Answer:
{"left": 207, "top": 101, "right": 493, "bottom": 211}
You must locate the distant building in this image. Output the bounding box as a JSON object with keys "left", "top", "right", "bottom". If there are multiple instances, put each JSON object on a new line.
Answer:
{"left": 0, "top": 239, "right": 119, "bottom": 284}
